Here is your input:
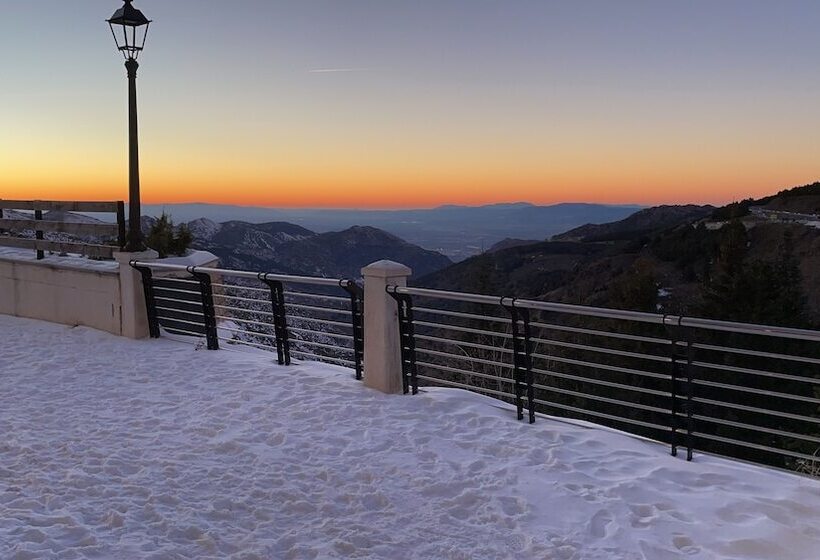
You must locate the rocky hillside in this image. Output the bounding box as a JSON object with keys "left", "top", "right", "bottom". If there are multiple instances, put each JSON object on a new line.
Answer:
{"left": 486, "top": 238, "right": 541, "bottom": 253}
{"left": 186, "top": 220, "right": 451, "bottom": 279}
{"left": 271, "top": 226, "right": 452, "bottom": 279}
{"left": 553, "top": 205, "right": 714, "bottom": 242}
{"left": 711, "top": 181, "right": 820, "bottom": 220}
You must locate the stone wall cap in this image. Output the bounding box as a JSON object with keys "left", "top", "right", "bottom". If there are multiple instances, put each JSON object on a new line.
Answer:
{"left": 156, "top": 250, "right": 218, "bottom": 267}
{"left": 113, "top": 249, "right": 159, "bottom": 263}
{"left": 361, "top": 260, "right": 412, "bottom": 278}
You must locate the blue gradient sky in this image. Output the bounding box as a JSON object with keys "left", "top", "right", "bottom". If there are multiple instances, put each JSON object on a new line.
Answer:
{"left": 2, "top": 1, "right": 819, "bottom": 207}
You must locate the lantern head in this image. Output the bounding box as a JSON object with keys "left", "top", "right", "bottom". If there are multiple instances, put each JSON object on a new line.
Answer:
{"left": 108, "top": 0, "right": 151, "bottom": 61}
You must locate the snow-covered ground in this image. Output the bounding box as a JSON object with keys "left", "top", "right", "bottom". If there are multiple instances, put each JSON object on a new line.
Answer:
{"left": 2, "top": 315, "right": 820, "bottom": 559}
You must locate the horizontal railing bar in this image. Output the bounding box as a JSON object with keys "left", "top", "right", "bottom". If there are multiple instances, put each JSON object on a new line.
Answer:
{"left": 691, "top": 396, "right": 820, "bottom": 426}
{"left": 531, "top": 367, "right": 673, "bottom": 399}
{"left": 213, "top": 293, "right": 271, "bottom": 305}
{"left": 285, "top": 291, "right": 350, "bottom": 303}
{"left": 157, "top": 317, "right": 205, "bottom": 328}
{"left": 217, "top": 325, "right": 277, "bottom": 340}
{"left": 530, "top": 320, "right": 671, "bottom": 346}
{"left": 681, "top": 316, "right": 820, "bottom": 343}
{"left": 286, "top": 303, "right": 352, "bottom": 316}
{"left": 691, "top": 342, "right": 820, "bottom": 366}
{"left": 131, "top": 261, "right": 354, "bottom": 288}
{"left": 154, "top": 296, "right": 203, "bottom": 308}
{"left": 0, "top": 200, "right": 120, "bottom": 212}
{"left": 531, "top": 352, "right": 671, "bottom": 381}
{"left": 154, "top": 277, "right": 200, "bottom": 285}
{"left": 414, "top": 306, "right": 512, "bottom": 325}
{"left": 210, "top": 282, "right": 268, "bottom": 293}
{"left": 515, "top": 298, "right": 667, "bottom": 324}
{"left": 531, "top": 336, "right": 672, "bottom": 363}
{"left": 288, "top": 327, "right": 354, "bottom": 341}
{"left": 213, "top": 304, "right": 274, "bottom": 318}
{"left": 288, "top": 316, "right": 353, "bottom": 330}
{"left": 413, "top": 348, "right": 514, "bottom": 369}
{"left": 156, "top": 306, "right": 204, "bottom": 317}
{"left": 533, "top": 384, "right": 671, "bottom": 415}
{"left": 693, "top": 360, "right": 820, "bottom": 386}
{"left": 214, "top": 315, "right": 276, "bottom": 331}
{"left": 152, "top": 286, "right": 201, "bottom": 297}
{"left": 291, "top": 340, "right": 355, "bottom": 352}
{"left": 415, "top": 334, "right": 515, "bottom": 354}
{"left": 415, "top": 374, "right": 517, "bottom": 400}
{"left": 414, "top": 361, "right": 516, "bottom": 385}
{"left": 691, "top": 414, "right": 820, "bottom": 445}
{"left": 389, "top": 286, "right": 508, "bottom": 306}
{"left": 691, "top": 431, "right": 819, "bottom": 462}
{"left": 290, "top": 351, "right": 356, "bottom": 368}
{"left": 691, "top": 378, "right": 820, "bottom": 405}
{"left": 533, "top": 398, "right": 673, "bottom": 433}
{"left": 413, "top": 320, "right": 513, "bottom": 339}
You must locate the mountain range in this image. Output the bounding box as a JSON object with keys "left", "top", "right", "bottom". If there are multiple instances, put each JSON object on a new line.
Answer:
{"left": 417, "top": 182, "right": 820, "bottom": 327}
{"left": 141, "top": 202, "right": 642, "bottom": 260}
{"left": 141, "top": 216, "right": 452, "bottom": 279}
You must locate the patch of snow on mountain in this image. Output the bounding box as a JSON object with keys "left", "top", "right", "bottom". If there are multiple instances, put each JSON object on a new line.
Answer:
{"left": 1, "top": 314, "right": 819, "bottom": 559}
{"left": 186, "top": 217, "right": 221, "bottom": 241}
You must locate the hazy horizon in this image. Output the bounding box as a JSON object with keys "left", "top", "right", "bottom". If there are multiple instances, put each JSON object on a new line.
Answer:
{"left": 138, "top": 199, "right": 647, "bottom": 212}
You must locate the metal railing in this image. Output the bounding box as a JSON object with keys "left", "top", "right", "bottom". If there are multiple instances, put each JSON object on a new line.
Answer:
{"left": 388, "top": 285, "right": 820, "bottom": 472}
{"left": 130, "top": 262, "right": 364, "bottom": 379}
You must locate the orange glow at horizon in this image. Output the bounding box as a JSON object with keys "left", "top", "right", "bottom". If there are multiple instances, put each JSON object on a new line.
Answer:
{"left": 2, "top": 170, "right": 815, "bottom": 210}
{"left": 4, "top": 2, "right": 820, "bottom": 212}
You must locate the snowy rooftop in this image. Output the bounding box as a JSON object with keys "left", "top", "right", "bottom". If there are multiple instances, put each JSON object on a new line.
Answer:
{"left": 2, "top": 314, "right": 820, "bottom": 559}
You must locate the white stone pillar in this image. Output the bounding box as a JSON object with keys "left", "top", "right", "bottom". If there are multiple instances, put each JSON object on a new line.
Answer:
{"left": 114, "top": 249, "right": 159, "bottom": 339}
{"left": 361, "top": 260, "right": 412, "bottom": 394}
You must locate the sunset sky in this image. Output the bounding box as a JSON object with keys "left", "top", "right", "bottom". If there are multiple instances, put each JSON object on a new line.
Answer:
{"left": 2, "top": 1, "right": 819, "bottom": 208}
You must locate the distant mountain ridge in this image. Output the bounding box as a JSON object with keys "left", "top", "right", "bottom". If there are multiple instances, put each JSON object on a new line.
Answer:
{"left": 142, "top": 202, "right": 643, "bottom": 261}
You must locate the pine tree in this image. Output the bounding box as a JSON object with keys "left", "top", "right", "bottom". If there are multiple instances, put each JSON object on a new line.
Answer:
{"left": 146, "top": 213, "right": 192, "bottom": 258}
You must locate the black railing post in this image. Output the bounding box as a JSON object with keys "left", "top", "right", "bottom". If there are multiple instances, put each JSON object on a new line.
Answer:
{"left": 260, "top": 273, "right": 290, "bottom": 365}
{"left": 388, "top": 289, "right": 417, "bottom": 395}
{"left": 130, "top": 261, "right": 160, "bottom": 338}
{"left": 189, "top": 267, "right": 219, "bottom": 350}
{"left": 666, "top": 317, "right": 695, "bottom": 461}
{"left": 505, "top": 300, "right": 535, "bottom": 423}
{"left": 34, "top": 208, "right": 44, "bottom": 260}
{"left": 116, "top": 201, "right": 127, "bottom": 248}
{"left": 342, "top": 280, "right": 365, "bottom": 380}
{"left": 682, "top": 334, "right": 695, "bottom": 461}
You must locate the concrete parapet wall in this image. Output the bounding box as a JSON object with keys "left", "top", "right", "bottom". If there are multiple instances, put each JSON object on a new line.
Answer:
{"left": 0, "top": 255, "right": 122, "bottom": 335}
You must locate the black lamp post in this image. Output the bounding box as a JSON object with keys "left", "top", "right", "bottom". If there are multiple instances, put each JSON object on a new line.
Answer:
{"left": 108, "top": 0, "right": 151, "bottom": 252}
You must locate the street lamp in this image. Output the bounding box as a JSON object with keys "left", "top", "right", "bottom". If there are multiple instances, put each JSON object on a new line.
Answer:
{"left": 108, "top": 0, "right": 151, "bottom": 252}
